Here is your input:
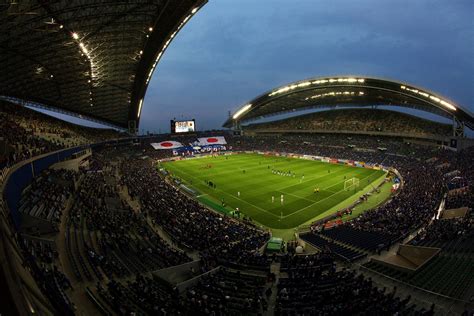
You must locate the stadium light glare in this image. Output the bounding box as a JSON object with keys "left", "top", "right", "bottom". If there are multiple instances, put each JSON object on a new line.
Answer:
{"left": 297, "top": 81, "right": 311, "bottom": 87}
{"left": 440, "top": 100, "right": 456, "bottom": 111}
{"left": 233, "top": 104, "right": 252, "bottom": 119}
{"left": 269, "top": 77, "right": 368, "bottom": 97}
{"left": 72, "top": 32, "right": 79, "bottom": 39}
{"left": 400, "top": 85, "right": 456, "bottom": 111}
{"left": 80, "top": 44, "right": 88, "bottom": 54}
{"left": 137, "top": 98, "right": 143, "bottom": 118}
{"left": 306, "top": 90, "right": 365, "bottom": 100}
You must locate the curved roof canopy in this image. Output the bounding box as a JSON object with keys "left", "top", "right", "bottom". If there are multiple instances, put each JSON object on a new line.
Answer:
{"left": 223, "top": 76, "right": 474, "bottom": 130}
{"left": 0, "top": 0, "right": 206, "bottom": 129}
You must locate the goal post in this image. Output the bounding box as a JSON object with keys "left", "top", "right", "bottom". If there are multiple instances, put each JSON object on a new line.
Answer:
{"left": 344, "top": 177, "right": 360, "bottom": 191}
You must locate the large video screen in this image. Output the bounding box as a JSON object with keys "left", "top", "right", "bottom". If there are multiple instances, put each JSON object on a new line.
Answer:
{"left": 171, "top": 119, "right": 196, "bottom": 133}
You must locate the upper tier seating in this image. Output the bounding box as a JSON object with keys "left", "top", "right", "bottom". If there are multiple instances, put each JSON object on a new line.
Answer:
{"left": 245, "top": 108, "right": 452, "bottom": 137}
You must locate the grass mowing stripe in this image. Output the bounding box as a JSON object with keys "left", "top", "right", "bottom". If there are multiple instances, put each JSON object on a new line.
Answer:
{"left": 275, "top": 191, "right": 318, "bottom": 203}
{"left": 167, "top": 164, "right": 281, "bottom": 219}
{"left": 162, "top": 153, "right": 388, "bottom": 229}
{"left": 274, "top": 166, "right": 359, "bottom": 192}
{"left": 282, "top": 171, "right": 378, "bottom": 219}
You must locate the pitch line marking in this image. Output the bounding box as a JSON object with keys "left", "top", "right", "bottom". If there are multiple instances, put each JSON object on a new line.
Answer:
{"left": 275, "top": 168, "right": 352, "bottom": 192}
{"left": 177, "top": 159, "right": 274, "bottom": 178}
{"left": 173, "top": 158, "right": 329, "bottom": 190}
{"left": 172, "top": 154, "right": 339, "bottom": 187}
{"left": 281, "top": 172, "right": 376, "bottom": 219}
{"left": 173, "top": 153, "right": 329, "bottom": 180}
{"left": 276, "top": 191, "right": 317, "bottom": 203}
{"left": 165, "top": 166, "right": 281, "bottom": 219}
{"left": 165, "top": 155, "right": 384, "bottom": 221}
{"left": 277, "top": 171, "right": 370, "bottom": 203}
{"left": 320, "top": 169, "right": 371, "bottom": 191}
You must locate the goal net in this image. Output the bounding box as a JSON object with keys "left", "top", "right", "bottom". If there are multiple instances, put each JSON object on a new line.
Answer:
{"left": 344, "top": 177, "right": 360, "bottom": 191}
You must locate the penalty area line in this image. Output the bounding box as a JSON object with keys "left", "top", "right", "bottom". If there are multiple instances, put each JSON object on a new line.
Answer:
{"left": 166, "top": 167, "right": 282, "bottom": 219}
{"left": 281, "top": 172, "right": 376, "bottom": 219}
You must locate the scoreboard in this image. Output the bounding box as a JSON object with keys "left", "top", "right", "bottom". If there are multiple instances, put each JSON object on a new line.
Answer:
{"left": 171, "top": 119, "right": 196, "bottom": 133}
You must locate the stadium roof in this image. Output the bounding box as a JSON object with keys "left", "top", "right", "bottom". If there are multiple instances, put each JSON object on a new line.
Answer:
{"left": 0, "top": 0, "right": 207, "bottom": 129}
{"left": 223, "top": 76, "right": 474, "bottom": 130}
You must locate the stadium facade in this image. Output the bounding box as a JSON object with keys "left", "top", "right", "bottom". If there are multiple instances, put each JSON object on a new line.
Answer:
{"left": 224, "top": 76, "right": 474, "bottom": 138}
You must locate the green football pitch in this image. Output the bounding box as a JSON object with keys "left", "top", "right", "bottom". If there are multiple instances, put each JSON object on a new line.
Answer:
{"left": 161, "top": 153, "right": 386, "bottom": 229}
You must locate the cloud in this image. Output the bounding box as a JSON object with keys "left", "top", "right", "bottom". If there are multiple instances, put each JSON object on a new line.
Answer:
{"left": 141, "top": 0, "right": 473, "bottom": 132}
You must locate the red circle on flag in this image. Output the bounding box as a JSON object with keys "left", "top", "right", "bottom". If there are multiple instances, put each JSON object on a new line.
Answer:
{"left": 207, "top": 138, "right": 218, "bottom": 143}
{"left": 160, "top": 142, "right": 174, "bottom": 147}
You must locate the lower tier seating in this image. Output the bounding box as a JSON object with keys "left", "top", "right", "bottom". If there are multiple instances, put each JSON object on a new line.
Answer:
{"left": 300, "top": 233, "right": 366, "bottom": 261}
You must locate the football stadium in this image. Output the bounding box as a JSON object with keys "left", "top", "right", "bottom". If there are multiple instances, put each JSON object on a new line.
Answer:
{"left": 1, "top": 1, "right": 473, "bottom": 316}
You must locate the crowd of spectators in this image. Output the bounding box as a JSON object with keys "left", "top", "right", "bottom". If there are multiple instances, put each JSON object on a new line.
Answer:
{"left": 410, "top": 214, "right": 473, "bottom": 249}
{"left": 0, "top": 103, "right": 63, "bottom": 167}
{"left": 18, "top": 168, "right": 77, "bottom": 227}
{"left": 231, "top": 133, "right": 444, "bottom": 162}
{"left": 245, "top": 108, "right": 452, "bottom": 137}
{"left": 340, "top": 161, "right": 443, "bottom": 239}
{"left": 68, "top": 156, "right": 191, "bottom": 278}
{"left": 445, "top": 187, "right": 474, "bottom": 210}
{"left": 98, "top": 253, "right": 432, "bottom": 315}
{"left": 18, "top": 236, "right": 75, "bottom": 314}
{"left": 184, "top": 268, "right": 267, "bottom": 314}
{"left": 0, "top": 100, "right": 124, "bottom": 168}
{"left": 99, "top": 268, "right": 268, "bottom": 315}
{"left": 275, "top": 252, "right": 432, "bottom": 315}
{"left": 3, "top": 106, "right": 474, "bottom": 315}
{"left": 117, "top": 134, "right": 469, "bottom": 255}
{"left": 364, "top": 210, "right": 474, "bottom": 300}
{"left": 120, "top": 158, "right": 270, "bottom": 269}
{"left": 98, "top": 274, "right": 182, "bottom": 315}
{"left": 229, "top": 134, "right": 449, "bottom": 251}
{"left": 443, "top": 148, "right": 474, "bottom": 210}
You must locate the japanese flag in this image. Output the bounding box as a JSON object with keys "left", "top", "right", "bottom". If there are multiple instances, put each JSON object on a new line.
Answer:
{"left": 151, "top": 141, "right": 183, "bottom": 149}
{"left": 197, "top": 136, "right": 227, "bottom": 145}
